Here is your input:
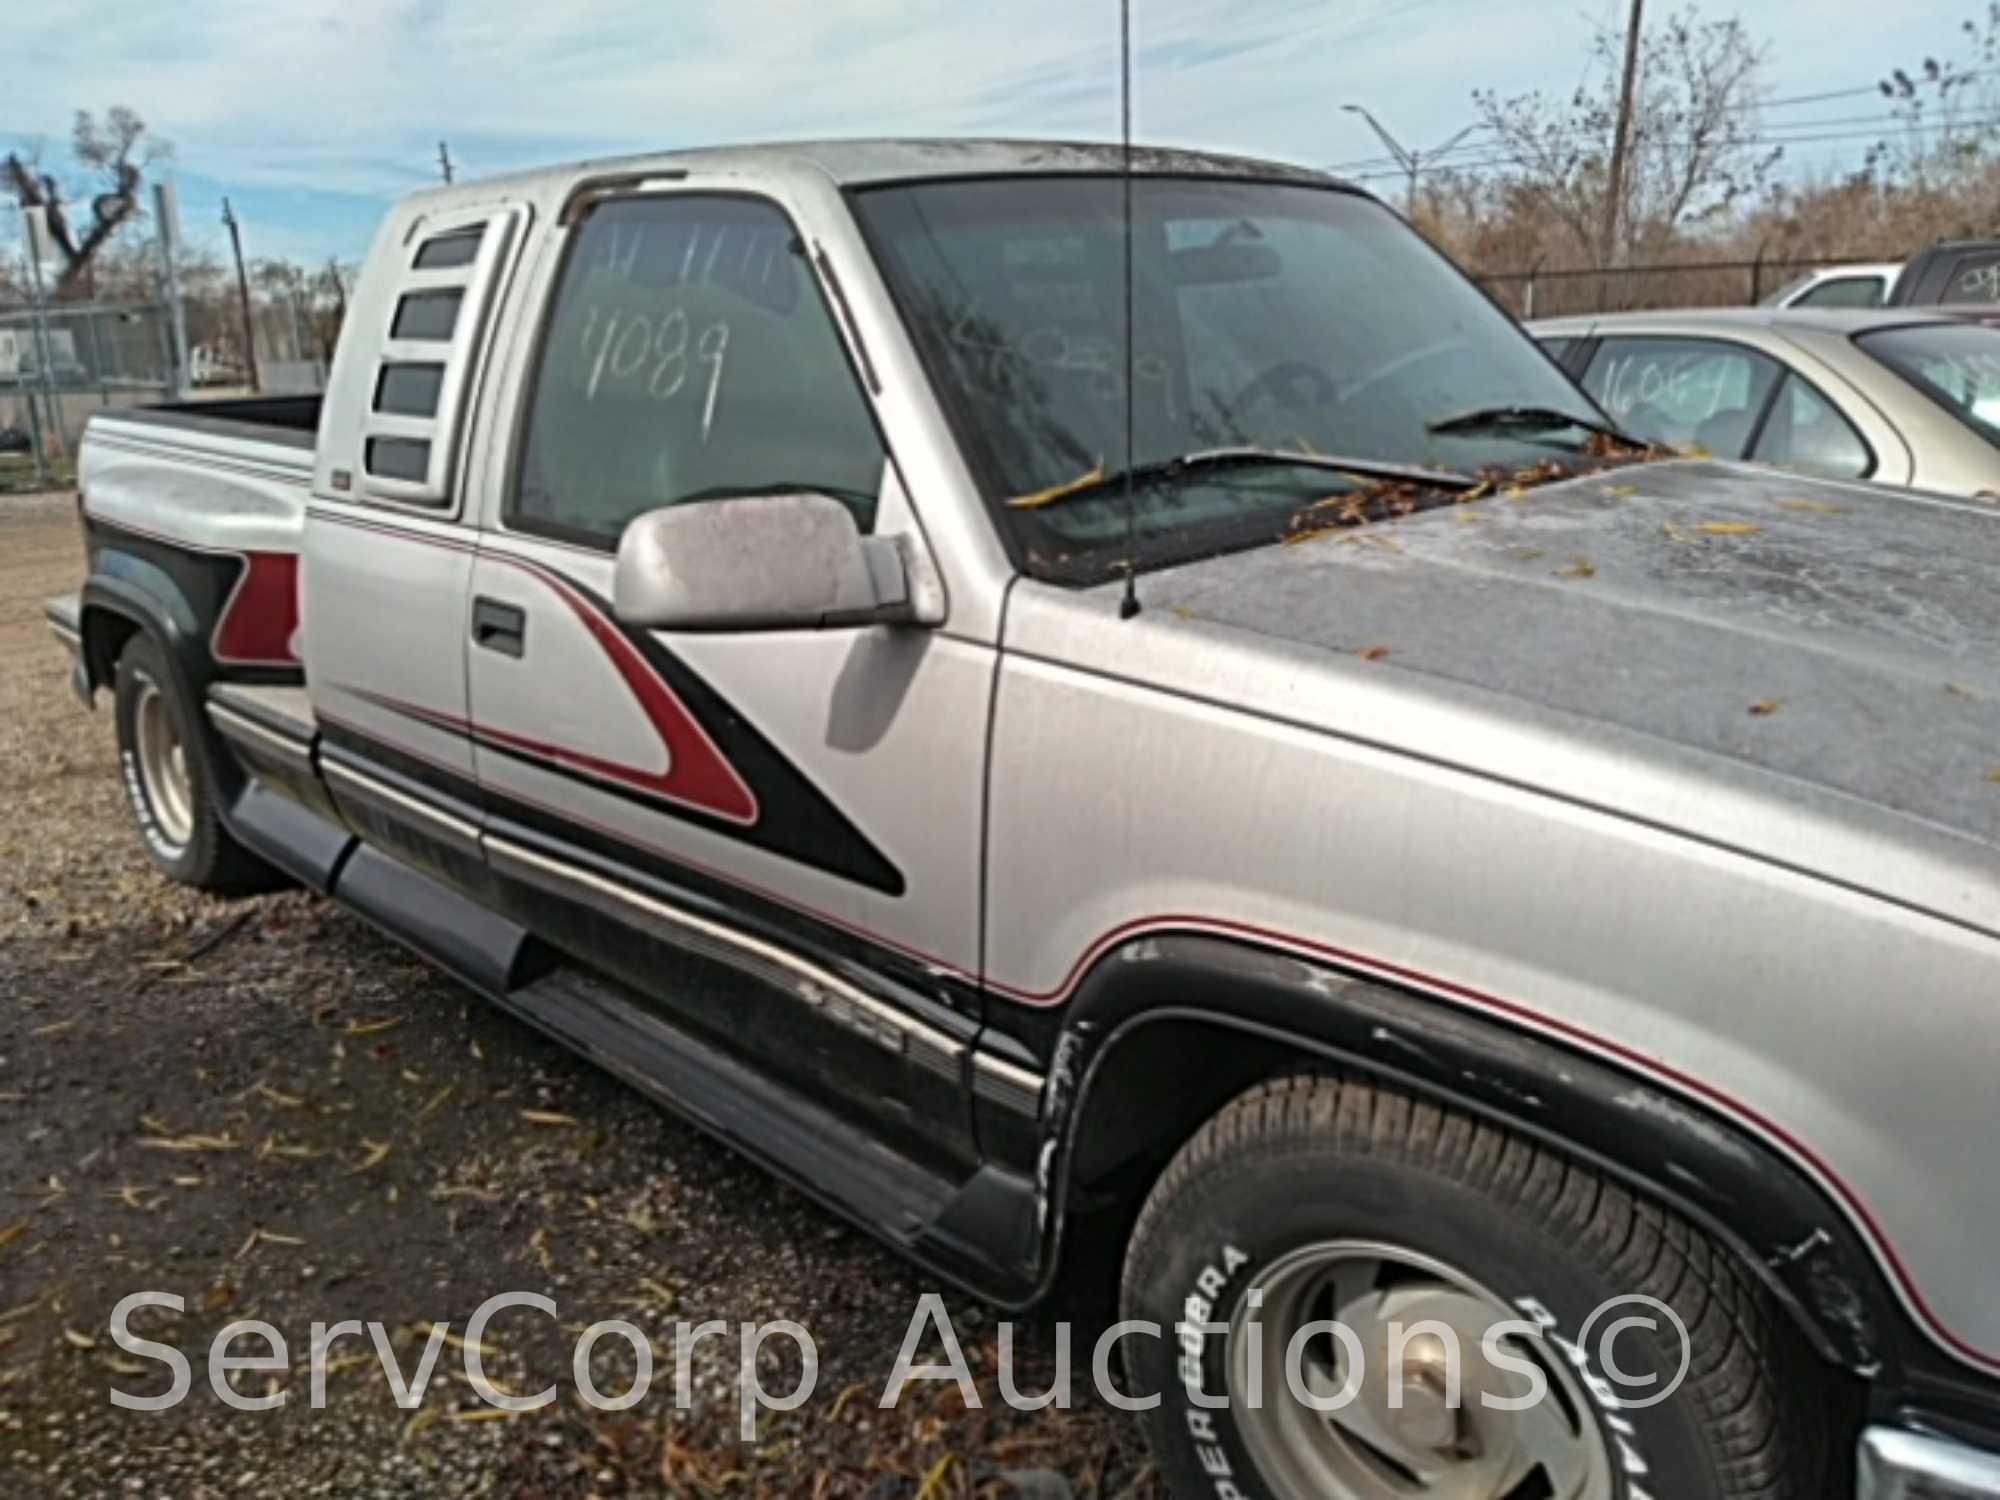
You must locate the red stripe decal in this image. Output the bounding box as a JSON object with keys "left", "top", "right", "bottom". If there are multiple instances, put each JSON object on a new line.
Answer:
{"left": 482, "top": 558, "right": 760, "bottom": 825}
{"left": 214, "top": 551, "right": 302, "bottom": 664}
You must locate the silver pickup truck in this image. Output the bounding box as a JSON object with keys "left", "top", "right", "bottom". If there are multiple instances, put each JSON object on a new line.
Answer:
{"left": 44, "top": 140, "right": 2000, "bottom": 1499}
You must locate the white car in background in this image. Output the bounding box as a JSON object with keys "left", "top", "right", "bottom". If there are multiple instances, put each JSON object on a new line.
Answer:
{"left": 1761, "top": 261, "right": 1901, "bottom": 310}
{"left": 1531, "top": 306, "right": 2000, "bottom": 498}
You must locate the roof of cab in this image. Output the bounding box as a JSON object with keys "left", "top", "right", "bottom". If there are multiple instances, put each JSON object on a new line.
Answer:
{"left": 1528, "top": 306, "right": 1964, "bottom": 337}
{"left": 394, "top": 137, "right": 1344, "bottom": 211}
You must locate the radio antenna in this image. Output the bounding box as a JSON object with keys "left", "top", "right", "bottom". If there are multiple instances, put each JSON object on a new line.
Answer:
{"left": 1116, "top": 0, "right": 1142, "bottom": 620}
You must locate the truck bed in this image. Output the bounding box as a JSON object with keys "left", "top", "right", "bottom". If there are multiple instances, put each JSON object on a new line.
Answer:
{"left": 105, "top": 395, "right": 322, "bottom": 451}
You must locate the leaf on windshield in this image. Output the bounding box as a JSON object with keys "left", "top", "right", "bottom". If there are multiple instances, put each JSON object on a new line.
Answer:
{"left": 1749, "top": 699, "right": 1784, "bottom": 717}
{"left": 1558, "top": 554, "right": 1597, "bottom": 579}
{"left": 1778, "top": 497, "right": 1848, "bottom": 514}
{"left": 1695, "top": 520, "right": 1763, "bottom": 535}
{"left": 1008, "top": 461, "right": 1105, "bottom": 509}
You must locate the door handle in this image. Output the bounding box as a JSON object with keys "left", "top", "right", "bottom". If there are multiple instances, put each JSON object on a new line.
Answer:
{"left": 471, "top": 597, "right": 526, "bottom": 658}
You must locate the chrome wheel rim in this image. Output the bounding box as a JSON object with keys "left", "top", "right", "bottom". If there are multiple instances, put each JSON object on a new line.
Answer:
{"left": 133, "top": 675, "right": 194, "bottom": 848}
{"left": 1226, "top": 1240, "right": 1615, "bottom": 1499}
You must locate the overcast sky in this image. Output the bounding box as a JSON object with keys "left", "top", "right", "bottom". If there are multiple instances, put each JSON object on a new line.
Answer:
{"left": 3, "top": 0, "right": 1983, "bottom": 269}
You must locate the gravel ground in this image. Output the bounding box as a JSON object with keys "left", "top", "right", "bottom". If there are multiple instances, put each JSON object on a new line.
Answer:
{"left": 0, "top": 492, "right": 1161, "bottom": 1499}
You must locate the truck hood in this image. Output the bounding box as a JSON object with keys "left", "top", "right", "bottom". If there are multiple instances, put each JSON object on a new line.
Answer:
{"left": 1146, "top": 458, "right": 2000, "bottom": 898}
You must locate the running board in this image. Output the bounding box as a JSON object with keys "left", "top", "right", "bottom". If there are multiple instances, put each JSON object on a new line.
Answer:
{"left": 506, "top": 966, "right": 959, "bottom": 1244}
{"left": 211, "top": 781, "right": 1049, "bottom": 1303}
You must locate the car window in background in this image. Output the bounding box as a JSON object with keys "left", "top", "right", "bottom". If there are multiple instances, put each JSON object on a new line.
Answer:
{"left": 1946, "top": 251, "right": 2000, "bottom": 304}
{"left": 1579, "top": 336, "right": 1783, "bottom": 455}
{"left": 1791, "top": 275, "right": 1886, "bottom": 310}
{"left": 1760, "top": 273, "right": 1815, "bottom": 308}
{"left": 1750, "top": 374, "right": 1872, "bottom": 479}
{"left": 1858, "top": 321, "right": 2000, "bottom": 448}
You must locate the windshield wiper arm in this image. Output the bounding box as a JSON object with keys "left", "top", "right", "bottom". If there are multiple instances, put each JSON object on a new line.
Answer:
{"left": 1426, "top": 404, "right": 1631, "bottom": 443}
{"left": 1007, "top": 446, "right": 1477, "bottom": 510}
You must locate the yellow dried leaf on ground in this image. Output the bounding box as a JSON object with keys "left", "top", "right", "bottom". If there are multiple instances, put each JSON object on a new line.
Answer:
{"left": 1357, "top": 645, "right": 1391, "bottom": 661}
{"left": 520, "top": 1110, "right": 577, "bottom": 1128}
{"left": 1695, "top": 520, "right": 1762, "bottom": 535}
{"left": 1749, "top": 699, "right": 1784, "bottom": 717}
{"left": 1987, "top": 768, "right": 2000, "bottom": 785}
{"left": 1778, "top": 497, "right": 1847, "bottom": 514}
{"left": 344, "top": 1017, "right": 403, "bottom": 1037}
{"left": 1603, "top": 484, "right": 1639, "bottom": 497}
{"left": 1558, "top": 554, "right": 1597, "bottom": 579}
{"left": 62, "top": 1328, "right": 96, "bottom": 1350}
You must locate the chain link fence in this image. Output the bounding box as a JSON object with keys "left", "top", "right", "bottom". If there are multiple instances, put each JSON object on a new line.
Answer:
{"left": 1474, "top": 255, "right": 1894, "bottom": 320}
{"left": 0, "top": 301, "right": 179, "bottom": 478}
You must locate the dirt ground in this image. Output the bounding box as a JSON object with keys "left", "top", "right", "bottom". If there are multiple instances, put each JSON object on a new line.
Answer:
{"left": 0, "top": 492, "right": 1158, "bottom": 1499}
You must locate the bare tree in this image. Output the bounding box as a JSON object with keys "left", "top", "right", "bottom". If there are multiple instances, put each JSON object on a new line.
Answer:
{"left": 1472, "top": 6, "right": 1778, "bottom": 268}
{"left": 1866, "top": 4, "right": 2000, "bottom": 189}
{"left": 6, "top": 107, "right": 172, "bottom": 298}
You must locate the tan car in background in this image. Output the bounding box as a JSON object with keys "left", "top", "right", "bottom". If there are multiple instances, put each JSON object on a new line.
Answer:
{"left": 1531, "top": 306, "right": 2000, "bottom": 498}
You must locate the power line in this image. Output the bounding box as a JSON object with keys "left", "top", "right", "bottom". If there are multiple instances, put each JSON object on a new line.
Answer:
{"left": 1328, "top": 66, "right": 2000, "bottom": 177}
{"left": 1347, "top": 114, "right": 2000, "bottom": 181}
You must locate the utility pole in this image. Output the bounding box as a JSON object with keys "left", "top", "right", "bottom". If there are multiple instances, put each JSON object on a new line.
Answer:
{"left": 1341, "top": 105, "right": 1477, "bottom": 218}
{"left": 438, "top": 141, "right": 455, "bottom": 184}
{"left": 221, "top": 197, "right": 261, "bottom": 394}
{"left": 1601, "top": 0, "right": 1645, "bottom": 266}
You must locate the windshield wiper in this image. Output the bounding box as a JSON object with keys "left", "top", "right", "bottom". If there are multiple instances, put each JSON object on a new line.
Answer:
{"left": 1007, "top": 446, "right": 1477, "bottom": 510}
{"left": 1426, "top": 404, "right": 1631, "bottom": 444}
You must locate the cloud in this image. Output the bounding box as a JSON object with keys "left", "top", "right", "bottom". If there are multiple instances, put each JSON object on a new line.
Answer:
{"left": 3, "top": 0, "right": 1978, "bottom": 262}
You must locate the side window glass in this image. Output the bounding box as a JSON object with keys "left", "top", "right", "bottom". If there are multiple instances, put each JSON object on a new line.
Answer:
{"left": 1751, "top": 374, "right": 1872, "bottom": 479}
{"left": 1794, "top": 277, "right": 1884, "bottom": 310}
{"left": 1950, "top": 254, "right": 2000, "bottom": 304}
{"left": 1580, "top": 337, "right": 1781, "bottom": 456}
{"left": 512, "top": 196, "right": 885, "bottom": 550}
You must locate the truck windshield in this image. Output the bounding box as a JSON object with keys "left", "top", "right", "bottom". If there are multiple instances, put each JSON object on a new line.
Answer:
{"left": 1855, "top": 321, "right": 2000, "bottom": 449}
{"left": 853, "top": 176, "right": 1606, "bottom": 580}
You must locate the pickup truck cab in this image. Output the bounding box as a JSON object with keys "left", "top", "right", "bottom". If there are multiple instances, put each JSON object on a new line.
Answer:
{"left": 47, "top": 140, "right": 2000, "bottom": 1499}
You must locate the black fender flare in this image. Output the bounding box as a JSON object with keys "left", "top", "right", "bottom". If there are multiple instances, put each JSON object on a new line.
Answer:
{"left": 1031, "top": 930, "right": 1904, "bottom": 1384}
{"left": 79, "top": 574, "right": 253, "bottom": 811}
{"left": 79, "top": 572, "right": 199, "bottom": 694}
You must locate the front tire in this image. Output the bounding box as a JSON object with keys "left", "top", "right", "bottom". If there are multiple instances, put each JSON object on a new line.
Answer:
{"left": 113, "top": 634, "right": 275, "bottom": 894}
{"left": 1120, "top": 1074, "right": 1820, "bottom": 1499}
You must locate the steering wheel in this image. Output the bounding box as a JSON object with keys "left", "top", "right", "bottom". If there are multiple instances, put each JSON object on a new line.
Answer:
{"left": 1335, "top": 336, "right": 1471, "bottom": 406}
{"left": 1232, "top": 360, "right": 1340, "bottom": 418}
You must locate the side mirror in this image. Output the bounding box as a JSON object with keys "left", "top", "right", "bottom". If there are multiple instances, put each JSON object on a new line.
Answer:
{"left": 612, "top": 492, "right": 916, "bottom": 632}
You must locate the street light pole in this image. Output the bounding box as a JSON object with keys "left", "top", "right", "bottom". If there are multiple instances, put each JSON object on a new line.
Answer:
{"left": 220, "top": 197, "right": 261, "bottom": 394}
{"left": 1341, "top": 105, "right": 1477, "bottom": 218}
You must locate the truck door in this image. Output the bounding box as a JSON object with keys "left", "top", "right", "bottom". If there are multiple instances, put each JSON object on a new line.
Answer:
{"left": 304, "top": 204, "right": 527, "bottom": 895}
{"left": 464, "top": 191, "right": 988, "bottom": 1174}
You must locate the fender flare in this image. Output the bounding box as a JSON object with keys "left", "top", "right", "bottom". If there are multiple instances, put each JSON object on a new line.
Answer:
{"left": 79, "top": 568, "right": 203, "bottom": 695}
{"left": 1032, "top": 930, "right": 1902, "bottom": 1381}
